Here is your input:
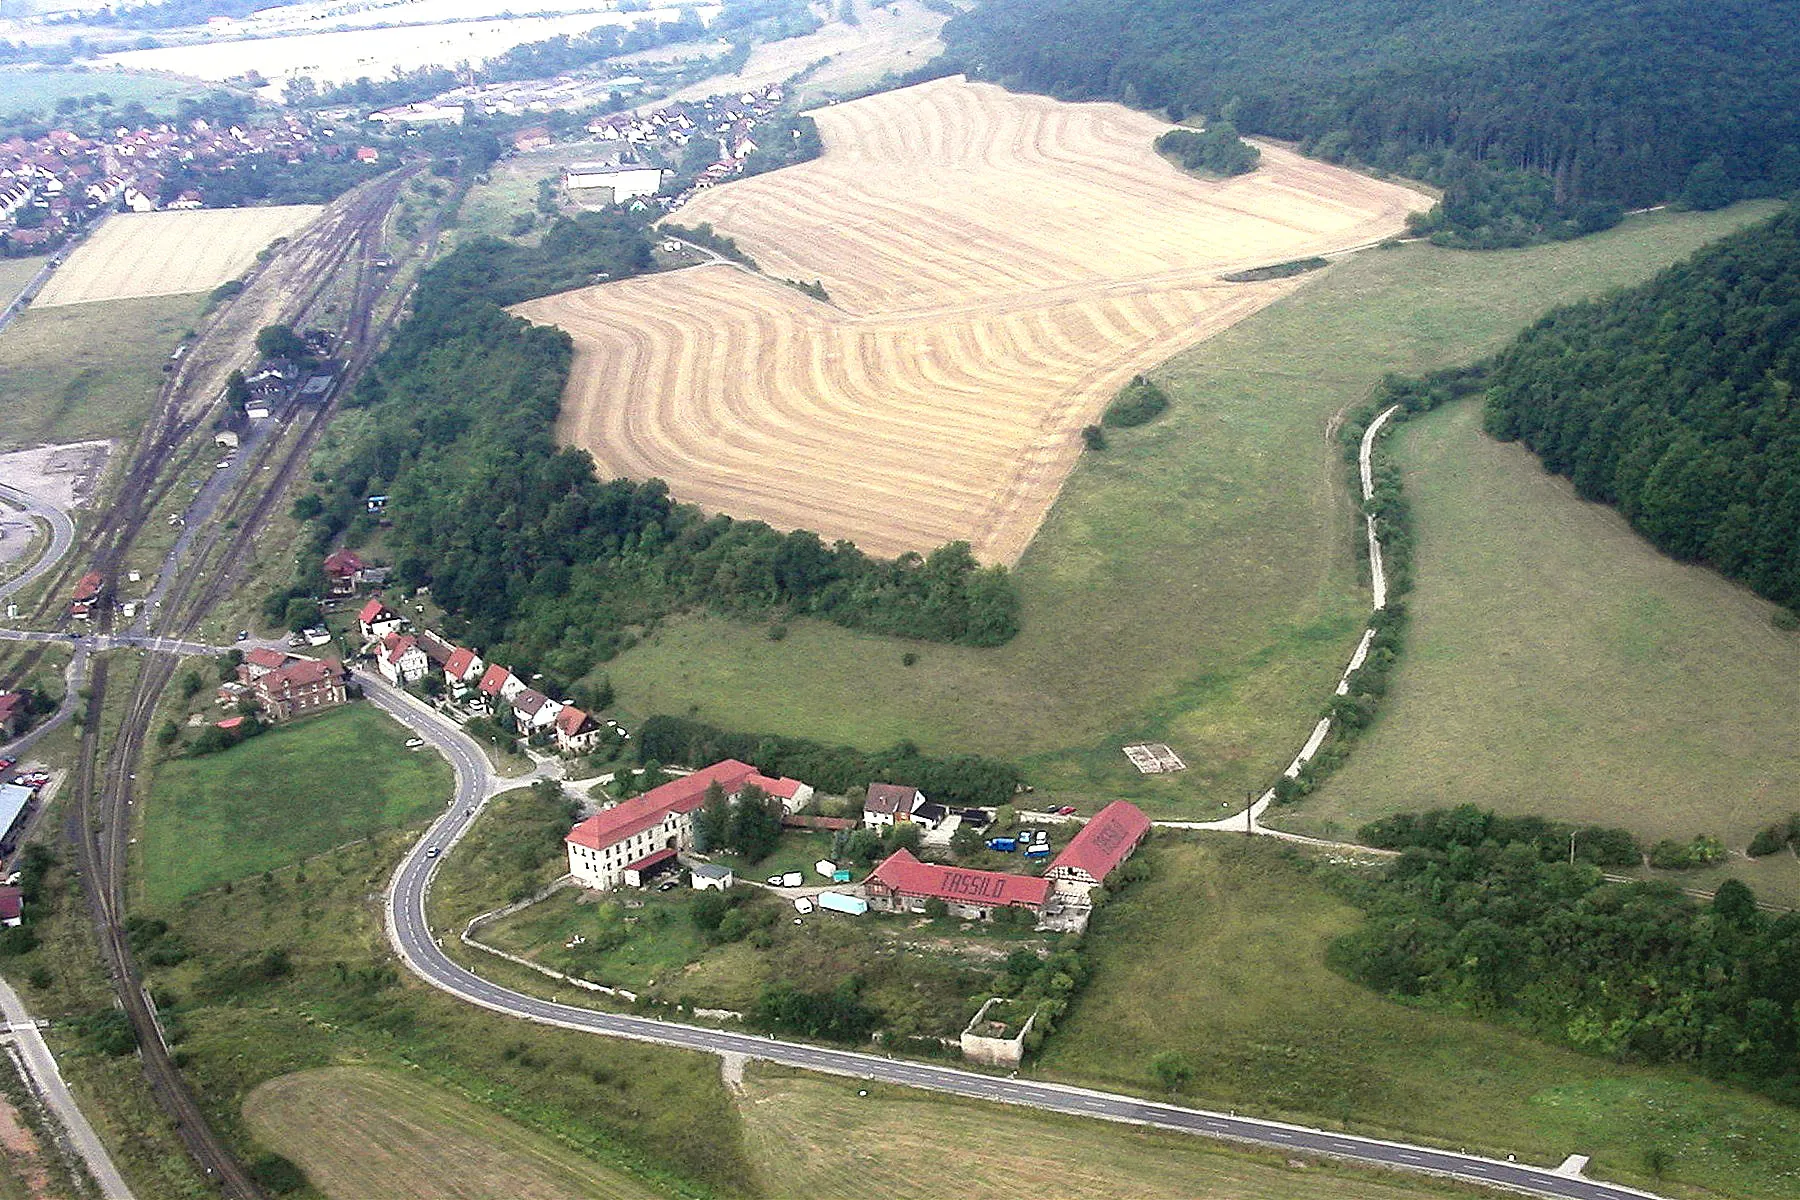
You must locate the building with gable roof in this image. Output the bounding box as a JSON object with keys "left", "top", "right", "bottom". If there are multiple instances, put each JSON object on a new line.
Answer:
{"left": 357, "top": 597, "right": 406, "bottom": 641}
{"left": 250, "top": 656, "right": 348, "bottom": 721}
{"left": 566, "top": 760, "right": 813, "bottom": 889}
{"left": 864, "top": 849, "right": 1051, "bottom": 920}
{"left": 377, "top": 632, "right": 430, "bottom": 685}
{"left": 863, "top": 782, "right": 924, "bottom": 830}
{"left": 1045, "top": 801, "right": 1151, "bottom": 904}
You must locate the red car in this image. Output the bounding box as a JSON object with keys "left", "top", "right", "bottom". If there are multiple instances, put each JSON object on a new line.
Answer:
{"left": 1056, "top": 805, "right": 1078, "bottom": 816}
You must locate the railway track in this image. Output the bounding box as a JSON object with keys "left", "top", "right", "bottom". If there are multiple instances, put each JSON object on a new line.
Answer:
{"left": 62, "top": 168, "right": 417, "bottom": 1198}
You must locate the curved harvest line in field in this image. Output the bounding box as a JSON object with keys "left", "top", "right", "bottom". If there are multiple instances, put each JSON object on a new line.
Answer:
{"left": 521, "top": 77, "right": 1429, "bottom": 562}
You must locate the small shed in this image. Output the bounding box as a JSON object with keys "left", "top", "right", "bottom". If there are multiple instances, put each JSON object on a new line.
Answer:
{"left": 690, "top": 863, "right": 734, "bottom": 892}
{"left": 214, "top": 430, "right": 240, "bottom": 449}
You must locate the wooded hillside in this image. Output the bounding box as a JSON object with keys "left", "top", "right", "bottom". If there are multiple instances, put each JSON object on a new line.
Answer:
{"left": 299, "top": 210, "right": 1020, "bottom": 688}
{"left": 1483, "top": 204, "right": 1800, "bottom": 609}
{"left": 940, "top": 0, "right": 1800, "bottom": 246}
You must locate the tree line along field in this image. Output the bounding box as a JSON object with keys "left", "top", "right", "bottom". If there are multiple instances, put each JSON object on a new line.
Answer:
{"left": 1282, "top": 399, "right": 1800, "bottom": 902}
{"left": 522, "top": 76, "right": 1427, "bottom": 564}
{"left": 33, "top": 206, "right": 321, "bottom": 308}
{"left": 601, "top": 203, "right": 1780, "bottom": 818}
{"left": 1041, "top": 837, "right": 1800, "bottom": 1200}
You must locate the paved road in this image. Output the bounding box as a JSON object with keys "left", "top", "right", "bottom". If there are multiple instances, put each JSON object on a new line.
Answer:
{"left": 0, "top": 627, "right": 220, "bottom": 657}
{"left": 0, "top": 974, "right": 135, "bottom": 1198}
{"left": 0, "top": 481, "right": 76, "bottom": 606}
{"left": 368, "top": 673, "right": 1662, "bottom": 1200}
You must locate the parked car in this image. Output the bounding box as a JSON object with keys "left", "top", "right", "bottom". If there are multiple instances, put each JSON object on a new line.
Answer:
{"left": 1057, "top": 805, "right": 1078, "bottom": 816}
{"left": 405, "top": 737, "right": 425, "bottom": 749}
{"left": 766, "top": 874, "right": 785, "bottom": 886}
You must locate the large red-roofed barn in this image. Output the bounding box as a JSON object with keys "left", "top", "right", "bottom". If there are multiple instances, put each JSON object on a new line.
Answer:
{"left": 864, "top": 849, "right": 1052, "bottom": 920}
{"left": 1046, "top": 801, "right": 1150, "bottom": 903}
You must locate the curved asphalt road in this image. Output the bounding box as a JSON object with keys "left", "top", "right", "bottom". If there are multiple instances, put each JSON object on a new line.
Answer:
{"left": 0, "top": 481, "right": 76, "bottom": 605}
{"left": 369, "top": 674, "right": 1663, "bottom": 1200}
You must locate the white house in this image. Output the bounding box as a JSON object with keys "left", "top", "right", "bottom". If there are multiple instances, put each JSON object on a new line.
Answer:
{"left": 377, "top": 632, "right": 429, "bottom": 685}
{"left": 863, "top": 782, "right": 924, "bottom": 830}
{"left": 357, "top": 598, "right": 406, "bottom": 642}
{"left": 690, "top": 863, "right": 734, "bottom": 892}
{"left": 563, "top": 163, "right": 664, "bottom": 204}
{"left": 509, "top": 688, "right": 563, "bottom": 733}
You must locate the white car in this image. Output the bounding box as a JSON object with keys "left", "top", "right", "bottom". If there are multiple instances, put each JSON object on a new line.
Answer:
{"left": 405, "top": 738, "right": 425, "bottom": 749}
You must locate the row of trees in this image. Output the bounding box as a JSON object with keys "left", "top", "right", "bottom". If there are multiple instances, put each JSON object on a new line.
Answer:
{"left": 636, "top": 714, "right": 1024, "bottom": 808}
{"left": 1483, "top": 204, "right": 1800, "bottom": 610}
{"left": 941, "top": 0, "right": 1800, "bottom": 246}
{"left": 1332, "top": 816, "right": 1800, "bottom": 1102}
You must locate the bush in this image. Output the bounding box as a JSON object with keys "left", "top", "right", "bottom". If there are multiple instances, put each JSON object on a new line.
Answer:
{"left": 73, "top": 1009, "right": 137, "bottom": 1057}
{"left": 1773, "top": 607, "right": 1800, "bottom": 631}
{"left": 1081, "top": 424, "right": 1107, "bottom": 450}
{"left": 1648, "top": 835, "right": 1726, "bottom": 870}
{"left": 1102, "top": 375, "right": 1170, "bottom": 427}
{"left": 248, "top": 1152, "right": 309, "bottom": 1194}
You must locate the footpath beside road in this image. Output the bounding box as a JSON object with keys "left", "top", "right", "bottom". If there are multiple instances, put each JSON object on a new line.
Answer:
{"left": 0, "top": 974, "right": 135, "bottom": 1199}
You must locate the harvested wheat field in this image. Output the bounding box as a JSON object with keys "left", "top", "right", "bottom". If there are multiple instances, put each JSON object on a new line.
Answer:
{"left": 33, "top": 206, "right": 321, "bottom": 308}
{"left": 522, "top": 77, "right": 1428, "bottom": 562}
{"left": 244, "top": 1067, "right": 662, "bottom": 1200}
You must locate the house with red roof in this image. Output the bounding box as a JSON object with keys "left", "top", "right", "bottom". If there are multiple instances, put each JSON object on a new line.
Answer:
{"left": 864, "top": 849, "right": 1051, "bottom": 920}
{"left": 0, "top": 690, "right": 28, "bottom": 738}
{"left": 251, "top": 657, "right": 348, "bottom": 720}
{"left": 1046, "top": 801, "right": 1150, "bottom": 904}
{"left": 357, "top": 597, "right": 405, "bottom": 641}
{"left": 0, "top": 885, "right": 21, "bottom": 928}
{"left": 377, "top": 632, "right": 429, "bottom": 685}
{"left": 238, "top": 647, "right": 290, "bottom": 682}
{"left": 322, "top": 549, "right": 365, "bottom": 596}
{"left": 442, "top": 646, "right": 485, "bottom": 694}
{"left": 566, "top": 760, "right": 808, "bottom": 889}
{"left": 553, "top": 705, "right": 603, "bottom": 754}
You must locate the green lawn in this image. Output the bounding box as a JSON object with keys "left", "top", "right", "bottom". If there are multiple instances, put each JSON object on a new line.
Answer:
{"left": 0, "top": 68, "right": 206, "bottom": 119}
{"left": 603, "top": 203, "right": 1782, "bottom": 817}
{"left": 139, "top": 703, "right": 451, "bottom": 906}
{"left": 1278, "top": 401, "right": 1800, "bottom": 904}
{"left": 0, "top": 293, "right": 203, "bottom": 451}
{"left": 1041, "top": 835, "right": 1800, "bottom": 1200}
{"left": 481, "top": 882, "right": 1022, "bottom": 1036}
{"left": 0, "top": 254, "right": 45, "bottom": 300}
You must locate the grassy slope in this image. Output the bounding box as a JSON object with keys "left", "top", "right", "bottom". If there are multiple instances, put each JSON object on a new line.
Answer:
{"left": 0, "top": 254, "right": 44, "bottom": 298}
{"left": 739, "top": 1065, "right": 1500, "bottom": 1200}
{"left": 139, "top": 703, "right": 450, "bottom": 905}
{"left": 0, "top": 292, "right": 203, "bottom": 451}
{"left": 1041, "top": 837, "right": 1800, "bottom": 1200}
{"left": 604, "top": 203, "right": 1780, "bottom": 816}
{"left": 0, "top": 69, "right": 205, "bottom": 118}
{"left": 1281, "top": 402, "right": 1800, "bottom": 902}
{"left": 244, "top": 1067, "right": 667, "bottom": 1200}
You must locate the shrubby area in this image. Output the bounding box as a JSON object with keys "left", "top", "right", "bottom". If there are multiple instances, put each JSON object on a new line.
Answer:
{"left": 1332, "top": 814, "right": 1800, "bottom": 1104}
{"left": 1101, "top": 375, "right": 1169, "bottom": 428}
{"left": 302, "top": 209, "right": 1020, "bottom": 684}
{"left": 941, "top": 0, "right": 1800, "bottom": 246}
{"left": 637, "top": 714, "right": 1024, "bottom": 808}
{"left": 1154, "top": 124, "right": 1258, "bottom": 177}
{"left": 1483, "top": 204, "right": 1800, "bottom": 611}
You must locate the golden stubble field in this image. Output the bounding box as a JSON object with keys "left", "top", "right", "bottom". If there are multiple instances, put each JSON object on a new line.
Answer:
{"left": 33, "top": 206, "right": 321, "bottom": 307}
{"left": 519, "top": 77, "right": 1429, "bottom": 562}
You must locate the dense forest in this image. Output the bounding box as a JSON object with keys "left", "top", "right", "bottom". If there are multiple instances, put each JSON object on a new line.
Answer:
{"left": 1483, "top": 204, "right": 1800, "bottom": 610}
{"left": 940, "top": 0, "right": 1800, "bottom": 246}
{"left": 300, "top": 210, "right": 1020, "bottom": 685}
{"left": 1334, "top": 811, "right": 1800, "bottom": 1103}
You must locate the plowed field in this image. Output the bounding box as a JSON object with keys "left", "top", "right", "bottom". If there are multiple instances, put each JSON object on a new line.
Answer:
{"left": 33, "top": 206, "right": 320, "bottom": 308}
{"left": 524, "top": 77, "right": 1428, "bottom": 562}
